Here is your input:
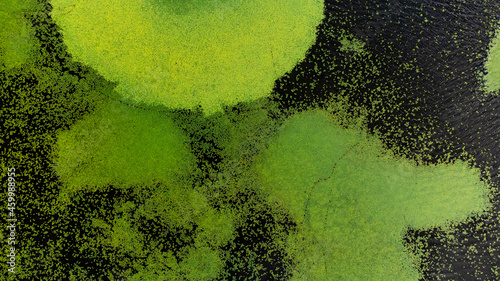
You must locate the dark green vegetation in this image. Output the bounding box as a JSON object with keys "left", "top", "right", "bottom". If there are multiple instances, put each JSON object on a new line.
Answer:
{"left": 2, "top": 0, "right": 500, "bottom": 280}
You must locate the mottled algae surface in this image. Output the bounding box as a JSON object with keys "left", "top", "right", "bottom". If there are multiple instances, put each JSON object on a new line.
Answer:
{"left": 2, "top": 0, "right": 500, "bottom": 280}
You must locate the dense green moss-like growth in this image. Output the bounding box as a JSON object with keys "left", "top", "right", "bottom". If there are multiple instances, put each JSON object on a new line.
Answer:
{"left": 256, "top": 110, "right": 491, "bottom": 280}
{"left": 53, "top": 99, "right": 197, "bottom": 199}
{"left": 0, "top": 0, "right": 37, "bottom": 70}
{"left": 51, "top": 0, "right": 324, "bottom": 114}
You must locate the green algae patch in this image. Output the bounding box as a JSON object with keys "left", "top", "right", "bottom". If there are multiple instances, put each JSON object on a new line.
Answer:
{"left": 71, "top": 180, "right": 233, "bottom": 280}
{"left": 338, "top": 30, "right": 366, "bottom": 54}
{"left": 47, "top": 93, "right": 234, "bottom": 279}
{"left": 484, "top": 28, "right": 500, "bottom": 93}
{"left": 50, "top": 0, "right": 325, "bottom": 114}
{"left": 255, "top": 110, "right": 491, "bottom": 280}
{"left": 53, "top": 99, "right": 196, "bottom": 195}
{"left": 0, "top": 0, "right": 37, "bottom": 70}
{"left": 95, "top": 184, "right": 232, "bottom": 280}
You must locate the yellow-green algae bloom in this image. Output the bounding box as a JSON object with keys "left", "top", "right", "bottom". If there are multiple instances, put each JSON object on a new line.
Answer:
{"left": 484, "top": 27, "right": 500, "bottom": 93}
{"left": 0, "top": 0, "right": 36, "bottom": 70}
{"left": 50, "top": 0, "right": 325, "bottom": 114}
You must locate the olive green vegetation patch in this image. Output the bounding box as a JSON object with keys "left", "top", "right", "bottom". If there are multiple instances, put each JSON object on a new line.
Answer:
{"left": 255, "top": 110, "right": 491, "bottom": 280}
{"left": 87, "top": 183, "right": 233, "bottom": 280}
{"left": 484, "top": 27, "right": 500, "bottom": 93}
{"left": 338, "top": 30, "right": 366, "bottom": 54}
{"left": 1, "top": 51, "right": 121, "bottom": 279}
{"left": 52, "top": 99, "right": 196, "bottom": 198}
{"left": 48, "top": 93, "right": 234, "bottom": 279}
{"left": 0, "top": 0, "right": 37, "bottom": 70}
{"left": 50, "top": 0, "right": 324, "bottom": 114}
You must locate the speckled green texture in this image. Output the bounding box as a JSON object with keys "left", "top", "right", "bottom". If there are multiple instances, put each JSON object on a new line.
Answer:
{"left": 86, "top": 182, "right": 234, "bottom": 280}
{"left": 339, "top": 30, "right": 366, "bottom": 54}
{"left": 3, "top": 1, "right": 500, "bottom": 280}
{"left": 50, "top": 0, "right": 324, "bottom": 114}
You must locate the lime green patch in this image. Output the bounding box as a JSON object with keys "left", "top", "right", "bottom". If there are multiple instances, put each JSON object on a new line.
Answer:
{"left": 484, "top": 28, "right": 500, "bottom": 93}
{"left": 148, "top": 0, "right": 237, "bottom": 15}
{"left": 0, "top": 0, "right": 36, "bottom": 70}
{"left": 53, "top": 99, "right": 196, "bottom": 195}
{"left": 50, "top": 0, "right": 325, "bottom": 114}
{"left": 256, "top": 110, "right": 491, "bottom": 280}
